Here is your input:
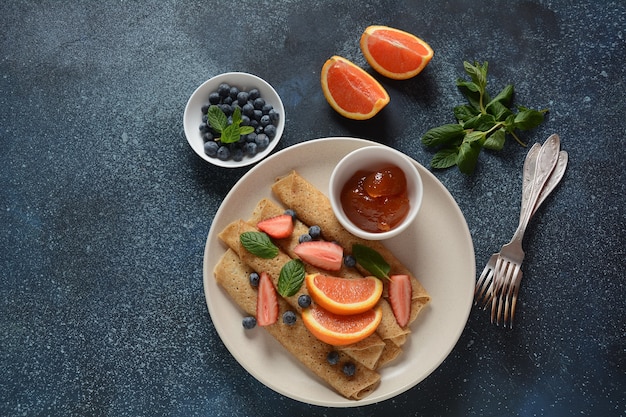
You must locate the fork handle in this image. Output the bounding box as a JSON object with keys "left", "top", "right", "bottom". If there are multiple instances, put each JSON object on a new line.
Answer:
{"left": 512, "top": 134, "right": 561, "bottom": 244}
{"left": 521, "top": 149, "right": 568, "bottom": 222}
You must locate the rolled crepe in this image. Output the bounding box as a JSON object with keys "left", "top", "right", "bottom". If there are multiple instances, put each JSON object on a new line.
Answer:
{"left": 271, "top": 171, "right": 431, "bottom": 326}
{"left": 214, "top": 249, "right": 381, "bottom": 400}
{"left": 249, "top": 198, "right": 410, "bottom": 354}
{"left": 218, "top": 219, "right": 386, "bottom": 370}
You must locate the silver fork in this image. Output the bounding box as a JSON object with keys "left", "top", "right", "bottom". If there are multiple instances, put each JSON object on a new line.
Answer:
{"left": 490, "top": 134, "right": 566, "bottom": 327}
{"left": 474, "top": 143, "right": 541, "bottom": 307}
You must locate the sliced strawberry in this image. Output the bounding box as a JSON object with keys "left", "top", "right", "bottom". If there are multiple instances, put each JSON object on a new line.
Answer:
{"left": 388, "top": 274, "right": 412, "bottom": 327}
{"left": 293, "top": 241, "right": 343, "bottom": 271}
{"left": 256, "top": 272, "right": 279, "bottom": 326}
{"left": 257, "top": 214, "right": 294, "bottom": 239}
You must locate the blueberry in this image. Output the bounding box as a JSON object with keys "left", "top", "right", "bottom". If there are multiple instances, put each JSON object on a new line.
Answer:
{"left": 246, "top": 132, "right": 257, "bottom": 143}
{"left": 209, "top": 92, "right": 221, "bottom": 104}
{"left": 255, "top": 133, "right": 270, "bottom": 150}
{"left": 253, "top": 109, "right": 263, "bottom": 121}
{"left": 240, "top": 115, "right": 250, "bottom": 126}
{"left": 219, "top": 103, "right": 232, "bottom": 116}
{"left": 298, "top": 234, "right": 312, "bottom": 243}
{"left": 216, "top": 145, "right": 230, "bottom": 161}
{"left": 202, "top": 131, "right": 214, "bottom": 142}
{"left": 249, "top": 119, "right": 259, "bottom": 129}
{"left": 199, "top": 122, "right": 209, "bottom": 133}
{"left": 255, "top": 125, "right": 264, "bottom": 134}
{"left": 297, "top": 294, "right": 311, "bottom": 308}
{"left": 242, "top": 103, "right": 255, "bottom": 118}
{"left": 242, "top": 316, "right": 257, "bottom": 329}
{"left": 282, "top": 311, "right": 297, "bottom": 325}
{"left": 201, "top": 103, "right": 210, "bottom": 114}
{"left": 269, "top": 108, "right": 280, "bottom": 123}
{"left": 248, "top": 88, "right": 260, "bottom": 100}
{"left": 262, "top": 103, "right": 273, "bottom": 114}
{"left": 264, "top": 124, "right": 277, "bottom": 139}
{"left": 249, "top": 272, "right": 260, "bottom": 287}
{"left": 284, "top": 209, "right": 296, "bottom": 220}
{"left": 204, "top": 141, "right": 219, "bottom": 157}
{"left": 327, "top": 351, "right": 340, "bottom": 366}
{"left": 342, "top": 362, "right": 356, "bottom": 377}
{"left": 232, "top": 147, "right": 244, "bottom": 162}
{"left": 237, "top": 91, "right": 249, "bottom": 105}
{"left": 244, "top": 142, "right": 258, "bottom": 156}
{"left": 229, "top": 86, "right": 239, "bottom": 99}
{"left": 343, "top": 255, "right": 357, "bottom": 268}
{"left": 253, "top": 97, "right": 265, "bottom": 110}
{"left": 260, "top": 114, "right": 271, "bottom": 127}
{"left": 223, "top": 96, "right": 233, "bottom": 105}
{"left": 217, "top": 83, "right": 230, "bottom": 97}
{"left": 308, "top": 225, "right": 321, "bottom": 240}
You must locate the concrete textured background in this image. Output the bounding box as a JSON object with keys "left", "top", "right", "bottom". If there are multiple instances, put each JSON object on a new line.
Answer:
{"left": 1, "top": 1, "right": 624, "bottom": 416}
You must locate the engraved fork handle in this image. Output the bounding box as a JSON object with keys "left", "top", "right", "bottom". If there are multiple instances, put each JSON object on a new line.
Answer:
{"left": 511, "top": 134, "right": 561, "bottom": 245}
{"left": 520, "top": 146, "right": 569, "bottom": 222}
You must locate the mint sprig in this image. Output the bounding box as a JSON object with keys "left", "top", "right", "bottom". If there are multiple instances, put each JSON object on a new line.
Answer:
{"left": 277, "top": 259, "right": 306, "bottom": 297}
{"left": 421, "top": 61, "right": 548, "bottom": 174}
{"left": 352, "top": 244, "right": 390, "bottom": 281}
{"left": 207, "top": 105, "right": 254, "bottom": 144}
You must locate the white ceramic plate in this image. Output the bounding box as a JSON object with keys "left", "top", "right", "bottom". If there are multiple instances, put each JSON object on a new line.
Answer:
{"left": 203, "top": 137, "right": 475, "bottom": 407}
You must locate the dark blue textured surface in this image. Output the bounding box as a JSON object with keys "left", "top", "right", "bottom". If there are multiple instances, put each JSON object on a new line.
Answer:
{"left": 1, "top": 1, "right": 624, "bottom": 416}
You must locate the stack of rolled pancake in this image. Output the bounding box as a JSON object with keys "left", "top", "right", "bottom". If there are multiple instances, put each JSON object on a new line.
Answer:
{"left": 214, "top": 171, "right": 430, "bottom": 400}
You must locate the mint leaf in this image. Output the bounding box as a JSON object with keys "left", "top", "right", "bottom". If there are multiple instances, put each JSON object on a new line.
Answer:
{"left": 431, "top": 147, "right": 459, "bottom": 169}
{"left": 240, "top": 125, "right": 254, "bottom": 135}
{"left": 488, "top": 84, "right": 514, "bottom": 107}
{"left": 207, "top": 105, "right": 228, "bottom": 133}
{"left": 514, "top": 107, "right": 546, "bottom": 130}
{"left": 454, "top": 105, "right": 479, "bottom": 122}
{"left": 240, "top": 232, "right": 278, "bottom": 259}
{"left": 352, "top": 244, "right": 390, "bottom": 280}
{"left": 484, "top": 129, "right": 506, "bottom": 150}
{"left": 457, "top": 135, "right": 483, "bottom": 174}
{"left": 220, "top": 123, "right": 242, "bottom": 144}
{"left": 278, "top": 259, "right": 306, "bottom": 297}
{"left": 421, "top": 124, "right": 465, "bottom": 147}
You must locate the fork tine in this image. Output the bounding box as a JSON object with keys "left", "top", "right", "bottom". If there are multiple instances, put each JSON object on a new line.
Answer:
{"left": 490, "top": 257, "right": 507, "bottom": 324}
{"left": 475, "top": 254, "right": 497, "bottom": 306}
{"left": 492, "top": 259, "right": 516, "bottom": 326}
{"left": 504, "top": 265, "right": 521, "bottom": 327}
{"left": 506, "top": 271, "right": 523, "bottom": 328}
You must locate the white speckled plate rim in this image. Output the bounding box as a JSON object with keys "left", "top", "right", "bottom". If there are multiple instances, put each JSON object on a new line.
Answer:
{"left": 202, "top": 137, "right": 475, "bottom": 407}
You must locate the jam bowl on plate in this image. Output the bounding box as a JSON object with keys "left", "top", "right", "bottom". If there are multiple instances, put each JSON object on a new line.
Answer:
{"left": 329, "top": 145, "right": 423, "bottom": 240}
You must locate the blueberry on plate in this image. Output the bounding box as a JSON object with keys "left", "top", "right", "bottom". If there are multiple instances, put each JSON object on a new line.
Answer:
{"left": 282, "top": 311, "right": 297, "bottom": 325}
{"left": 297, "top": 294, "right": 311, "bottom": 308}
{"left": 242, "top": 316, "right": 257, "bottom": 329}
{"left": 327, "top": 351, "right": 339, "bottom": 366}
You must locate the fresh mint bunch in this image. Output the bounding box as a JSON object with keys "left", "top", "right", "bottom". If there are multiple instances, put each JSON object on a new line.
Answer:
{"left": 207, "top": 105, "right": 254, "bottom": 144}
{"left": 421, "top": 61, "right": 548, "bottom": 174}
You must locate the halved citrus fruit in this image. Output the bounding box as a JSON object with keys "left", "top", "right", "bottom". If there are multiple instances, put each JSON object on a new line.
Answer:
{"left": 306, "top": 273, "right": 383, "bottom": 315}
{"left": 302, "top": 304, "right": 382, "bottom": 346}
{"left": 320, "top": 55, "right": 390, "bottom": 120}
{"left": 360, "top": 25, "right": 434, "bottom": 80}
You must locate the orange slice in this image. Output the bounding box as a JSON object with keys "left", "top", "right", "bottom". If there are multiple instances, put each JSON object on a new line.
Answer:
{"left": 360, "top": 25, "right": 434, "bottom": 80}
{"left": 320, "top": 55, "right": 390, "bottom": 120}
{"left": 302, "top": 304, "right": 382, "bottom": 346}
{"left": 306, "top": 273, "right": 383, "bottom": 315}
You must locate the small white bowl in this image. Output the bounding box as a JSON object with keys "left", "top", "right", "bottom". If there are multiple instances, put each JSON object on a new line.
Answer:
{"left": 329, "top": 145, "right": 423, "bottom": 240}
{"left": 183, "top": 72, "right": 285, "bottom": 168}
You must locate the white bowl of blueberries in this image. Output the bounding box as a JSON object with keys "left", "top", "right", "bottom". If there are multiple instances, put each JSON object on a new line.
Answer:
{"left": 184, "top": 72, "right": 285, "bottom": 168}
